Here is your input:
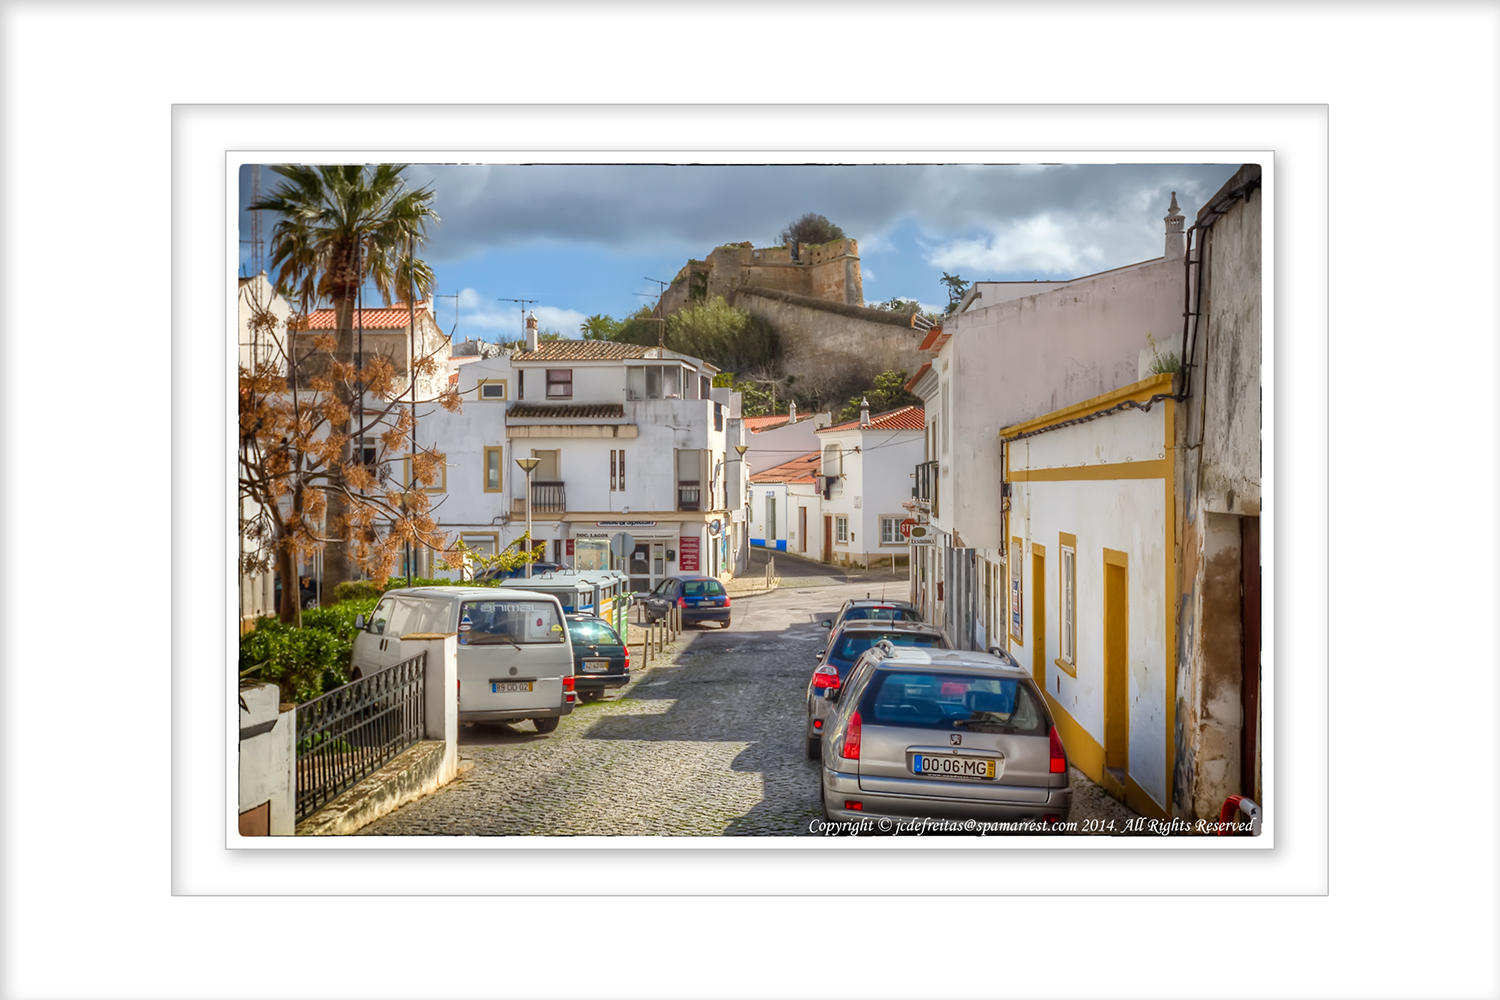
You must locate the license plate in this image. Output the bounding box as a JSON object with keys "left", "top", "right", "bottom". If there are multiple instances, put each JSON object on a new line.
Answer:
{"left": 912, "top": 754, "right": 998, "bottom": 779}
{"left": 694, "top": 599, "right": 710, "bottom": 606}
{"left": 490, "top": 681, "right": 534, "bottom": 694}
{"left": 580, "top": 659, "right": 610, "bottom": 673}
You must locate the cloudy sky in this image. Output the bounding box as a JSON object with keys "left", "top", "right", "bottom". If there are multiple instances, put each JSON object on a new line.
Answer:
{"left": 238, "top": 161, "right": 1241, "bottom": 341}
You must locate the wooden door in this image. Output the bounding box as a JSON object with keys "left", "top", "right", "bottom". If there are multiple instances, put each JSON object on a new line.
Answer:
{"left": 1103, "top": 550, "right": 1129, "bottom": 771}
{"left": 822, "top": 516, "right": 833, "bottom": 562}
{"left": 1031, "top": 546, "right": 1046, "bottom": 687}
{"left": 799, "top": 506, "right": 808, "bottom": 553}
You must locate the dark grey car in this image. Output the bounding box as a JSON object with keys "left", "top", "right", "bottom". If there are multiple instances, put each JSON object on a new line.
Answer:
{"left": 819, "top": 646, "right": 1072, "bottom": 827}
{"left": 805, "top": 620, "right": 948, "bottom": 759}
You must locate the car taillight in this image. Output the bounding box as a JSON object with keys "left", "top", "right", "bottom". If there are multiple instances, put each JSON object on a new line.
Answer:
{"left": 844, "top": 800, "right": 863, "bottom": 811}
{"left": 812, "top": 664, "right": 840, "bottom": 690}
{"left": 563, "top": 676, "right": 575, "bottom": 692}
{"left": 841, "top": 711, "right": 862, "bottom": 760}
{"left": 623, "top": 650, "right": 630, "bottom": 671}
{"left": 723, "top": 595, "right": 731, "bottom": 607}
{"left": 1049, "top": 725, "right": 1067, "bottom": 774}
{"left": 676, "top": 596, "right": 685, "bottom": 609}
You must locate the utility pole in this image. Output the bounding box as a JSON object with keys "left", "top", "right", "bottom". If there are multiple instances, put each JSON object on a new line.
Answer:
{"left": 640, "top": 276, "right": 670, "bottom": 347}
{"left": 498, "top": 297, "right": 537, "bottom": 345}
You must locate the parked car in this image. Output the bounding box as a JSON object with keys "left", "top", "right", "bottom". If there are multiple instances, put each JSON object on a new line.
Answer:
{"left": 806, "top": 620, "right": 948, "bottom": 759}
{"left": 640, "top": 575, "right": 731, "bottom": 628}
{"left": 819, "top": 645, "right": 1072, "bottom": 826}
{"left": 564, "top": 613, "right": 630, "bottom": 701}
{"left": 819, "top": 598, "right": 922, "bottom": 648}
{"left": 474, "top": 562, "right": 563, "bottom": 583}
{"left": 352, "top": 587, "right": 576, "bottom": 734}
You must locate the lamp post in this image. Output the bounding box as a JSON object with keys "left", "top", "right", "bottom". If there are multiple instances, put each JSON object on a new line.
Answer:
{"left": 726, "top": 444, "right": 749, "bottom": 573}
{"left": 515, "top": 456, "right": 540, "bottom": 578}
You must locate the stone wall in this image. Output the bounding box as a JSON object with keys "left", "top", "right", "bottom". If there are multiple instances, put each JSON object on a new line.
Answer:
{"left": 733, "top": 287, "right": 925, "bottom": 406}
{"left": 658, "top": 238, "right": 864, "bottom": 316}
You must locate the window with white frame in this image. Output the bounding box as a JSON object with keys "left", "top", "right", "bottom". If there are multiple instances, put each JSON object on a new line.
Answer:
{"left": 879, "top": 516, "right": 902, "bottom": 545}
{"left": 835, "top": 515, "right": 849, "bottom": 544}
{"left": 1060, "top": 538, "right": 1077, "bottom": 665}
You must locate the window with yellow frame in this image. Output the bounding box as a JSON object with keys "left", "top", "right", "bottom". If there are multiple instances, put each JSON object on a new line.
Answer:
{"left": 402, "top": 454, "right": 447, "bottom": 493}
{"left": 1058, "top": 532, "right": 1077, "bottom": 669}
{"left": 483, "top": 446, "right": 504, "bottom": 493}
{"left": 477, "top": 379, "right": 507, "bottom": 401}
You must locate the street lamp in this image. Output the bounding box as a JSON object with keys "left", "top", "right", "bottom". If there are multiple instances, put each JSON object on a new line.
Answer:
{"left": 515, "top": 456, "right": 540, "bottom": 578}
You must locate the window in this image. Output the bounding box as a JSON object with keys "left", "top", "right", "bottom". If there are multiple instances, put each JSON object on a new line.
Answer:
{"left": 609, "top": 449, "right": 626, "bottom": 491}
{"left": 714, "top": 401, "right": 723, "bottom": 431}
{"left": 517, "top": 370, "right": 525, "bottom": 400}
{"left": 835, "top": 515, "right": 849, "bottom": 543}
{"left": 477, "top": 379, "right": 507, "bottom": 401}
{"left": 879, "top": 516, "right": 902, "bottom": 545}
{"left": 865, "top": 671, "right": 1046, "bottom": 735}
{"left": 484, "top": 447, "right": 504, "bottom": 493}
{"left": 700, "top": 375, "right": 711, "bottom": 400}
{"left": 458, "top": 599, "right": 566, "bottom": 646}
{"left": 404, "top": 454, "right": 446, "bottom": 492}
{"left": 546, "top": 369, "right": 572, "bottom": 398}
{"left": 1059, "top": 533, "right": 1077, "bottom": 666}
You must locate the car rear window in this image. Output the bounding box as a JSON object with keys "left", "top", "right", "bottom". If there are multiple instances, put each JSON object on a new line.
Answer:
{"left": 864, "top": 671, "right": 1047, "bottom": 735}
{"left": 458, "top": 599, "right": 566, "bottom": 645}
{"left": 830, "top": 631, "right": 942, "bottom": 667}
{"left": 682, "top": 580, "right": 725, "bottom": 597}
{"left": 567, "top": 619, "right": 622, "bottom": 646}
{"left": 843, "top": 606, "right": 919, "bottom": 623}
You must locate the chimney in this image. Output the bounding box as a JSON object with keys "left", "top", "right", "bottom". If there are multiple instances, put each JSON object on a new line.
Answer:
{"left": 1164, "top": 191, "right": 1185, "bottom": 260}
{"left": 788, "top": 401, "right": 797, "bottom": 424}
{"left": 858, "top": 397, "right": 871, "bottom": 428}
{"left": 525, "top": 311, "right": 539, "bottom": 353}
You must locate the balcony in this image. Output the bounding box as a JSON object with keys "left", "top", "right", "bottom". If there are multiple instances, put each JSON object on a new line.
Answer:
{"left": 677, "top": 481, "right": 702, "bottom": 512}
{"left": 511, "top": 481, "right": 566, "bottom": 517}
{"left": 913, "top": 460, "right": 939, "bottom": 515}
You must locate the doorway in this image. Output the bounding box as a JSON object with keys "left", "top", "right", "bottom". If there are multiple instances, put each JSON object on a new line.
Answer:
{"left": 822, "top": 515, "right": 833, "bottom": 562}
{"left": 799, "top": 506, "right": 808, "bottom": 554}
{"left": 1031, "top": 545, "right": 1046, "bottom": 687}
{"left": 1103, "top": 549, "right": 1129, "bottom": 771}
{"left": 628, "top": 541, "right": 667, "bottom": 594}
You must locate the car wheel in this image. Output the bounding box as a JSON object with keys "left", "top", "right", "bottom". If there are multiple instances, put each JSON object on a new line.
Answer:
{"left": 721, "top": 618, "right": 731, "bottom": 629}
{"left": 532, "top": 717, "right": 560, "bottom": 734}
{"left": 805, "top": 734, "right": 820, "bottom": 760}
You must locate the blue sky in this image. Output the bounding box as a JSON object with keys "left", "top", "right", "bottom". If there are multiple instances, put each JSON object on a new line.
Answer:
{"left": 238, "top": 162, "right": 1241, "bottom": 342}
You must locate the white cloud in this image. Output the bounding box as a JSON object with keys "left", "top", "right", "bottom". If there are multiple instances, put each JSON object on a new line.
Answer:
{"left": 927, "top": 214, "right": 1110, "bottom": 276}
{"left": 862, "top": 267, "right": 876, "bottom": 284}
{"left": 452, "top": 289, "right": 588, "bottom": 339}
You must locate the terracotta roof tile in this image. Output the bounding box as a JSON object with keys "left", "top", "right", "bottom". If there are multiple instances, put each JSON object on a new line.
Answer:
{"left": 749, "top": 450, "right": 822, "bottom": 484}
{"left": 816, "top": 405, "right": 925, "bottom": 434}
{"left": 304, "top": 302, "right": 427, "bottom": 330}
{"left": 511, "top": 340, "right": 654, "bottom": 362}
{"left": 507, "top": 403, "right": 626, "bottom": 420}
{"left": 744, "top": 413, "right": 815, "bottom": 433}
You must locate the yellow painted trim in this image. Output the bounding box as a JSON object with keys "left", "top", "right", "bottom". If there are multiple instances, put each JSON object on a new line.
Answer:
{"left": 999, "top": 373, "right": 1176, "bottom": 439}
{"left": 1125, "top": 774, "right": 1169, "bottom": 821}
{"left": 476, "top": 378, "right": 508, "bottom": 401}
{"left": 1053, "top": 657, "right": 1077, "bottom": 678}
{"left": 1010, "top": 458, "right": 1169, "bottom": 482}
{"left": 1009, "top": 535, "right": 1025, "bottom": 647}
{"left": 483, "top": 446, "right": 505, "bottom": 494}
{"left": 1043, "top": 690, "right": 1104, "bottom": 782}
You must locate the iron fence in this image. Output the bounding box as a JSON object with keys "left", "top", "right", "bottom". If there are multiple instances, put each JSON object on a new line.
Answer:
{"left": 294, "top": 652, "right": 426, "bottom": 822}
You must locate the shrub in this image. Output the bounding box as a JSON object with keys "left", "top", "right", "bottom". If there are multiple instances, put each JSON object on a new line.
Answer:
{"left": 333, "top": 580, "right": 382, "bottom": 602}
{"left": 239, "top": 596, "right": 377, "bottom": 703}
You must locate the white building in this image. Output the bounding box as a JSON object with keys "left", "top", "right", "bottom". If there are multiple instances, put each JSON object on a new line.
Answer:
{"left": 747, "top": 450, "right": 822, "bottom": 557}
{"left": 906, "top": 196, "right": 1189, "bottom": 652}
{"left": 410, "top": 317, "right": 742, "bottom": 594}
{"left": 813, "top": 403, "right": 924, "bottom": 569}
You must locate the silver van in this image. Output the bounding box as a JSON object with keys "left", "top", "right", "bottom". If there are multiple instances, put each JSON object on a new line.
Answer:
{"left": 353, "top": 586, "right": 576, "bottom": 734}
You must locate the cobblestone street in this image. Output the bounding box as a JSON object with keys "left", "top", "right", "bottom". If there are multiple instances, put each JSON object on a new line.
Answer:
{"left": 361, "top": 562, "right": 1137, "bottom": 837}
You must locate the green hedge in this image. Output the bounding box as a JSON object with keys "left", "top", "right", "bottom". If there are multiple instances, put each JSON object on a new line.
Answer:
{"left": 331, "top": 576, "right": 509, "bottom": 603}
{"left": 239, "top": 596, "right": 377, "bottom": 703}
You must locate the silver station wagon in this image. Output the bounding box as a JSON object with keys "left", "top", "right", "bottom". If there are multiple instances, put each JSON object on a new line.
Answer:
{"left": 819, "top": 646, "right": 1072, "bottom": 826}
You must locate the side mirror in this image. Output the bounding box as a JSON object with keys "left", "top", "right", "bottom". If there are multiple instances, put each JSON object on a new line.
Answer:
{"left": 354, "top": 614, "right": 367, "bottom": 631}
{"left": 821, "top": 620, "right": 832, "bottom": 629}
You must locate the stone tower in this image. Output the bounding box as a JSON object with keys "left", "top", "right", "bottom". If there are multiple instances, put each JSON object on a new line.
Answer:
{"left": 1164, "top": 191, "right": 1186, "bottom": 260}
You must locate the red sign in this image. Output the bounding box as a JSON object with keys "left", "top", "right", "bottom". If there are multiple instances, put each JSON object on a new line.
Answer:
{"left": 899, "top": 518, "right": 917, "bottom": 538}
{"left": 566, "top": 539, "right": 575, "bottom": 556}
{"left": 678, "top": 536, "right": 700, "bottom": 572}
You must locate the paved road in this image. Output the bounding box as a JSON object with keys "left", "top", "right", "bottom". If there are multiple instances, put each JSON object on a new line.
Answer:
{"left": 360, "top": 572, "right": 1137, "bottom": 837}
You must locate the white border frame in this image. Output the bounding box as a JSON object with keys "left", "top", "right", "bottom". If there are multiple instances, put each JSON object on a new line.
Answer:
{"left": 185, "top": 109, "right": 1305, "bottom": 893}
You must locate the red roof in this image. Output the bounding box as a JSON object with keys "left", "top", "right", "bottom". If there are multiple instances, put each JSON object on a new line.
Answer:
{"left": 816, "top": 405, "right": 925, "bottom": 434}
{"left": 749, "top": 450, "right": 822, "bottom": 484}
{"left": 744, "top": 413, "right": 814, "bottom": 433}
{"left": 304, "top": 302, "right": 427, "bottom": 331}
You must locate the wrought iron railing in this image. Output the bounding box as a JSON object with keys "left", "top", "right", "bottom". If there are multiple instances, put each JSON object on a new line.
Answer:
{"left": 294, "top": 652, "right": 426, "bottom": 822}
{"left": 531, "top": 480, "right": 565, "bottom": 514}
{"left": 914, "top": 460, "right": 939, "bottom": 513}
{"left": 678, "top": 481, "right": 701, "bottom": 511}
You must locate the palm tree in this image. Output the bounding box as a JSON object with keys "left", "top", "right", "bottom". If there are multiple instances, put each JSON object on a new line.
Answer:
{"left": 251, "top": 164, "right": 439, "bottom": 595}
